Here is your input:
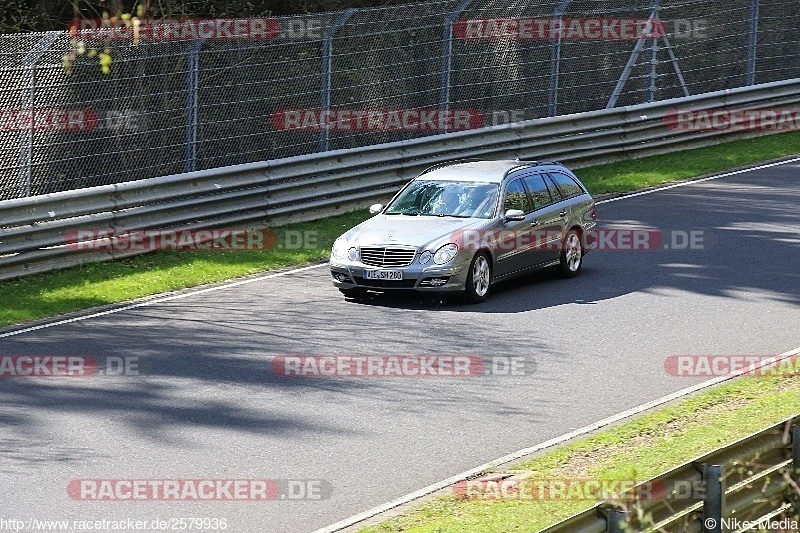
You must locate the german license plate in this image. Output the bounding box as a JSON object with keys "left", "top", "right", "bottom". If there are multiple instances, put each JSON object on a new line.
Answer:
{"left": 363, "top": 270, "right": 403, "bottom": 280}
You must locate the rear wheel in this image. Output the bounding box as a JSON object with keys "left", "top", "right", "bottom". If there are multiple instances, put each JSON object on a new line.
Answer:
{"left": 464, "top": 253, "right": 491, "bottom": 303}
{"left": 558, "top": 229, "right": 583, "bottom": 278}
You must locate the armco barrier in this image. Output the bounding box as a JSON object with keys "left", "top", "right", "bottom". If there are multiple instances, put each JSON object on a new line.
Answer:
{"left": 538, "top": 415, "right": 800, "bottom": 532}
{"left": 1, "top": 77, "right": 799, "bottom": 280}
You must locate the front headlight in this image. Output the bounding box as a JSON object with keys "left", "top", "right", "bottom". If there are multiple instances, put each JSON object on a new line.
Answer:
{"left": 433, "top": 243, "right": 458, "bottom": 265}
{"left": 332, "top": 238, "right": 347, "bottom": 261}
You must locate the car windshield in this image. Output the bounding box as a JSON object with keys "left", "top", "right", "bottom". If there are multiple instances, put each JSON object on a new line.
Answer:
{"left": 384, "top": 180, "right": 499, "bottom": 219}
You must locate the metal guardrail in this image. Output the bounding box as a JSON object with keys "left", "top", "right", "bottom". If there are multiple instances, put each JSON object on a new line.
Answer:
{"left": 1, "top": 77, "right": 799, "bottom": 280}
{"left": 539, "top": 415, "right": 800, "bottom": 532}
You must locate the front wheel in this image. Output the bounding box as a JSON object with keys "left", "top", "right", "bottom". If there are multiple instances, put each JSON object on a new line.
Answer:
{"left": 558, "top": 229, "right": 583, "bottom": 278}
{"left": 464, "top": 253, "right": 491, "bottom": 303}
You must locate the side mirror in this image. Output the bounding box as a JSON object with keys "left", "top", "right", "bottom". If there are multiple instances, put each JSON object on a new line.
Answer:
{"left": 503, "top": 209, "right": 525, "bottom": 222}
{"left": 369, "top": 204, "right": 384, "bottom": 215}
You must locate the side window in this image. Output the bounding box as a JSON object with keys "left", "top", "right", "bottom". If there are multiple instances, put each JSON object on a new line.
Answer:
{"left": 503, "top": 178, "right": 530, "bottom": 213}
{"left": 522, "top": 174, "right": 553, "bottom": 210}
{"left": 550, "top": 172, "right": 584, "bottom": 198}
{"left": 543, "top": 174, "right": 564, "bottom": 201}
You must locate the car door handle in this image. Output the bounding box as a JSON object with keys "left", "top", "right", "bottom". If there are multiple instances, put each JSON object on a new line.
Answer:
{"left": 559, "top": 210, "right": 568, "bottom": 218}
{"left": 530, "top": 220, "right": 540, "bottom": 227}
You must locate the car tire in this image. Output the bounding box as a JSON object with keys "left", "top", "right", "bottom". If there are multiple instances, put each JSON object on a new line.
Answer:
{"left": 339, "top": 287, "right": 368, "bottom": 298}
{"left": 558, "top": 229, "right": 583, "bottom": 278}
{"left": 464, "top": 252, "right": 491, "bottom": 304}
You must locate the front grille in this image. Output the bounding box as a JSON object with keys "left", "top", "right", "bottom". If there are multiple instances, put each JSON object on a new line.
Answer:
{"left": 359, "top": 247, "right": 417, "bottom": 268}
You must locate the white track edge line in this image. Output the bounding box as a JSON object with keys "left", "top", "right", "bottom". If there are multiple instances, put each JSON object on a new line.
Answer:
{"left": 312, "top": 346, "right": 800, "bottom": 533}
{"left": 595, "top": 157, "right": 800, "bottom": 205}
{"left": 0, "top": 263, "right": 328, "bottom": 339}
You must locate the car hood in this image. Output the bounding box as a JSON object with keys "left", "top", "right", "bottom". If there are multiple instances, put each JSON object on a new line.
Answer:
{"left": 343, "top": 215, "right": 490, "bottom": 249}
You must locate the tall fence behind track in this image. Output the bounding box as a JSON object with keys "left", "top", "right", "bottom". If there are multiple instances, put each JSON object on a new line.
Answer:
{"left": 2, "top": 0, "right": 800, "bottom": 200}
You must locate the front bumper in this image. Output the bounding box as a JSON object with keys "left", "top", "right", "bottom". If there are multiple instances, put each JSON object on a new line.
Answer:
{"left": 330, "top": 255, "right": 471, "bottom": 292}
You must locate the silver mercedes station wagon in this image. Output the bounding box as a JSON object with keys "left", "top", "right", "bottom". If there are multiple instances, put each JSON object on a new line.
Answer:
{"left": 330, "top": 160, "right": 596, "bottom": 303}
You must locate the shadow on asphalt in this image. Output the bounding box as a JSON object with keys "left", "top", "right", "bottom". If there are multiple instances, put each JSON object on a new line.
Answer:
{"left": 0, "top": 169, "right": 797, "bottom": 448}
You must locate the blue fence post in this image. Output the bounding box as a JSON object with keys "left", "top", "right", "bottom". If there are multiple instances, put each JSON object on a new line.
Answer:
{"left": 648, "top": 39, "right": 658, "bottom": 102}
{"left": 319, "top": 9, "right": 357, "bottom": 153}
{"left": 548, "top": 0, "right": 572, "bottom": 117}
{"left": 605, "top": 508, "right": 628, "bottom": 533}
{"left": 701, "top": 464, "right": 724, "bottom": 533}
{"left": 19, "top": 32, "right": 59, "bottom": 198}
{"left": 439, "top": 0, "right": 474, "bottom": 133}
{"left": 185, "top": 39, "right": 205, "bottom": 173}
{"left": 647, "top": 6, "right": 662, "bottom": 102}
{"left": 746, "top": 0, "right": 759, "bottom": 85}
{"left": 792, "top": 425, "right": 800, "bottom": 480}
{"left": 606, "top": 0, "right": 661, "bottom": 108}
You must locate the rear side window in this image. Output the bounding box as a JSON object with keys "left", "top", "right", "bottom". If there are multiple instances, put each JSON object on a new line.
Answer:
{"left": 543, "top": 174, "right": 563, "bottom": 201}
{"left": 503, "top": 178, "right": 530, "bottom": 213}
{"left": 522, "top": 174, "right": 553, "bottom": 210}
{"left": 549, "top": 172, "right": 584, "bottom": 198}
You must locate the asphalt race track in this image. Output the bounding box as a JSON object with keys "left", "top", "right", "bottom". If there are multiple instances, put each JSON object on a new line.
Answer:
{"left": 1, "top": 161, "right": 799, "bottom": 533}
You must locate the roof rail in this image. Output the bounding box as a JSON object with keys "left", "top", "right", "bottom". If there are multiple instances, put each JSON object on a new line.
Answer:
{"left": 418, "top": 158, "right": 482, "bottom": 176}
{"left": 503, "top": 160, "right": 563, "bottom": 179}
{"left": 512, "top": 159, "right": 562, "bottom": 166}
{"left": 504, "top": 163, "right": 535, "bottom": 179}
{"left": 505, "top": 161, "right": 538, "bottom": 175}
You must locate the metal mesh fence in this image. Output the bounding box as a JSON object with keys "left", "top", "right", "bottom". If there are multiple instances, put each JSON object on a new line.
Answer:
{"left": 1, "top": 0, "right": 799, "bottom": 200}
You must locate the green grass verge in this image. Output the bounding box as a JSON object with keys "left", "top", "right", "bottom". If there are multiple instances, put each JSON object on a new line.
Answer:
{"left": 574, "top": 130, "right": 800, "bottom": 194}
{"left": 0, "top": 211, "right": 371, "bottom": 327}
{"left": 359, "top": 374, "right": 800, "bottom": 532}
{"left": 1, "top": 130, "right": 799, "bottom": 328}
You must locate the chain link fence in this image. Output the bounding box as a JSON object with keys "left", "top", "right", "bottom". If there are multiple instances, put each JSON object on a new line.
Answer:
{"left": 1, "top": 0, "right": 798, "bottom": 200}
